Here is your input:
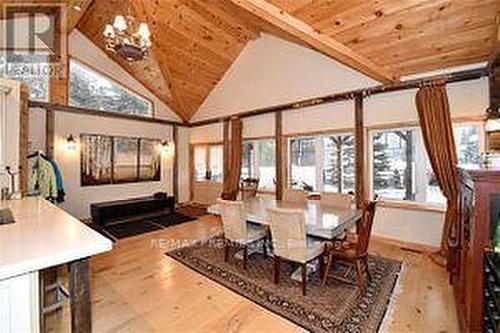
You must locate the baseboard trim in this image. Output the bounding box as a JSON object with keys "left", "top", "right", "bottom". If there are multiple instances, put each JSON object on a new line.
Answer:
{"left": 371, "top": 234, "right": 440, "bottom": 254}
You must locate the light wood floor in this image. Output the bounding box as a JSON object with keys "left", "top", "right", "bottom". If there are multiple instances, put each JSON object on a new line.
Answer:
{"left": 48, "top": 215, "right": 459, "bottom": 332}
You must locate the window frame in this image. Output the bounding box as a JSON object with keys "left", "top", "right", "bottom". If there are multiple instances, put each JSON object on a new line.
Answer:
{"left": 367, "top": 120, "right": 485, "bottom": 211}
{"left": 190, "top": 142, "right": 223, "bottom": 183}
{"left": 68, "top": 56, "right": 155, "bottom": 117}
{"left": 286, "top": 129, "right": 355, "bottom": 193}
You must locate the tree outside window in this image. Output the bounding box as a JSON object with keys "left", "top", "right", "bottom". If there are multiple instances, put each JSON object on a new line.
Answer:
{"left": 0, "top": 54, "right": 49, "bottom": 101}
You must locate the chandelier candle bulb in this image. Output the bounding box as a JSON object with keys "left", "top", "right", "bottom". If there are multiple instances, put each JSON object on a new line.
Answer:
{"left": 113, "top": 15, "right": 127, "bottom": 31}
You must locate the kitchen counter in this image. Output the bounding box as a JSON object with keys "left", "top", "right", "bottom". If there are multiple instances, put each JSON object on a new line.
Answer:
{"left": 0, "top": 197, "right": 112, "bottom": 280}
{"left": 0, "top": 197, "right": 113, "bottom": 333}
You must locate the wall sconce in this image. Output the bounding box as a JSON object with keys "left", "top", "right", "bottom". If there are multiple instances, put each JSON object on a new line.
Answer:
{"left": 161, "top": 140, "right": 174, "bottom": 155}
{"left": 66, "top": 134, "right": 77, "bottom": 151}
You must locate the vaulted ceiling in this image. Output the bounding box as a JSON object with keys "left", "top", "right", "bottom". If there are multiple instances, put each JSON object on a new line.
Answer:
{"left": 74, "top": 0, "right": 499, "bottom": 122}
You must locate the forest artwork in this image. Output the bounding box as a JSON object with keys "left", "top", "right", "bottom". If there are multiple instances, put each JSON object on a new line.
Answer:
{"left": 113, "top": 137, "right": 139, "bottom": 183}
{"left": 81, "top": 135, "right": 113, "bottom": 185}
{"left": 81, "top": 134, "right": 161, "bottom": 186}
{"left": 139, "top": 139, "right": 161, "bottom": 181}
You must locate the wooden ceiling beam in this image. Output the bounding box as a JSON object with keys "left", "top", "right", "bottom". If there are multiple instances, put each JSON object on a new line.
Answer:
{"left": 230, "top": 0, "right": 399, "bottom": 83}
{"left": 67, "top": 0, "right": 93, "bottom": 33}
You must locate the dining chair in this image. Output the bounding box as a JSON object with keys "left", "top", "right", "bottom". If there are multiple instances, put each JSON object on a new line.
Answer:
{"left": 240, "top": 178, "right": 260, "bottom": 199}
{"left": 320, "top": 192, "right": 354, "bottom": 209}
{"left": 218, "top": 198, "right": 268, "bottom": 269}
{"left": 282, "top": 188, "right": 308, "bottom": 204}
{"left": 321, "top": 200, "right": 378, "bottom": 294}
{"left": 267, "top": 207, "right": 326, "bottom": 296}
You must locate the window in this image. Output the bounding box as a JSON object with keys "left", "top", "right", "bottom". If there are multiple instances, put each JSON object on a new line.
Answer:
{"left": 69, "top": 59, "right": 153, "bottom": 117}
{"left": 0, "top": 54, "right": 49, "bottom": 101}
{"left": 209, "top": 145, "right": 223, "bottom": 182}
{"left": 370, "top": 123, "right": 482, "bottom": 205}
{"left": 290, "top": 137, "right": 316, "bottom": 191}
{"left": 323, "top": 135, "right": 354, "bottom": 193}
{"left": 241, "top": 139, "right": 276, "bottom": 190}
{"left": 193, "top": 144, "right": 223, "bottom": 182}
{"left": 289, "top": 133, "right": 354, "bottom": 192}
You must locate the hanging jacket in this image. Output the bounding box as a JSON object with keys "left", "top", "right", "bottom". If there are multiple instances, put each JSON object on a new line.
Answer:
{"left": 47, "top": 159, "right": 65, "bottom": 202}
{"left": 27, "top": 154, "right": 57, "bottom": 199}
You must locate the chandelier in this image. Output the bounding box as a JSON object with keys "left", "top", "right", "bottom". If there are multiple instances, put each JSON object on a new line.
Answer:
{"left": 103, "top": 14, "right": 151, "bottom": 62}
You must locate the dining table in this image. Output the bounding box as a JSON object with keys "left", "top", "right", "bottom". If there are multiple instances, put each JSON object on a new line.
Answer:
{"left": 207, "top": 196, "right": 362, "bottom": 240}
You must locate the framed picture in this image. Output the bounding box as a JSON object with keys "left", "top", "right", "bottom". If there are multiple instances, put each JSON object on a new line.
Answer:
{"left": 80, "top": 134, "right": 162, "bottom": 186}
{"left": 113, "top": 137, "right": 139, "bottom": 183}
{"left": 139, "top": 139, "right": 161, "bottom": 181}
{"left": 81, "top": 135, "right": 113, "bottom": 186}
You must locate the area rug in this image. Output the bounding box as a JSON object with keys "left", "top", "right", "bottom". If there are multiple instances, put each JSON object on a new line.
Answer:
{"left": 167, "top": 238, "right": 402, "bottom": 333}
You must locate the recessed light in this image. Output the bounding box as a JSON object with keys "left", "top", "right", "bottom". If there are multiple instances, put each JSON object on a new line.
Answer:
{"left": 73, "top": 5, "right": 82, "bottom": 11}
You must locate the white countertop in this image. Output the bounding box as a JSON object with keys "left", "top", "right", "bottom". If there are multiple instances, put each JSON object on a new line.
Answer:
{"left": 0, "top": 197, "right": 113, "bottom": 280}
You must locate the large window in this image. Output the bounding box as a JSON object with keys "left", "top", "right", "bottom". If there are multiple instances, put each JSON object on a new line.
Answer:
{"left": 69, "top": 59, "right": 153, "bottom": 117}
{"left": 241, "top": 139, "right": 276, "bottom": 190}
{"left": 193, "top": 144, "right": 223, "bottom": 182}
{"left": 289, "top": 133, "right": 354, "bottom": 192}
{"left": 370, "top": 123, "right": 482, "bottom": 205}
{"left": 0, "top": 54, "right": 49, "bottom": 101}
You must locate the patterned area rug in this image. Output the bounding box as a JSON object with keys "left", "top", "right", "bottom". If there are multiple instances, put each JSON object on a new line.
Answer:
{"left": 167, "top": 238, "right": 402, "bottom": 333}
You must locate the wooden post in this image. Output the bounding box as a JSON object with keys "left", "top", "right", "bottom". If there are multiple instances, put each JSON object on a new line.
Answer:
{"left": 223, "top": 119, "right": 230, "bottom": 184}
{"left": 47, "top": 15, "right": 69, "bottom": 159}
{"left": 275, "top": 111, "right": 283, "bottom": 200}
{"left": 172, "top": 125, "right": 179, "bottom": 203}
{"left": 354, "top": 95, "right": 365, "bottom": 209}
{"left": 19, "top": 84, "right": 29, "bottom": 196}
{"left": 69, "top": 258, "right": 91, "bottom": 333}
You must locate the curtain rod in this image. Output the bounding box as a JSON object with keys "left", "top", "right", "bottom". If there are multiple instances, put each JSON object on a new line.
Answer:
{"left": 189, "top": 67, "right": 489, "bottom": 127}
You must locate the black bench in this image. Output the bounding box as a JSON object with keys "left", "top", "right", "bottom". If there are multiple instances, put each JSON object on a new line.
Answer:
{"left": 91, "top": 194, "right": 175, "bottom": 227}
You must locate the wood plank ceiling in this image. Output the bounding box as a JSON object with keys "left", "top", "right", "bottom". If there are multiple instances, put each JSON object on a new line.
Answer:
{"left": 75, "top": 0, "right": 500, "bottom": 121}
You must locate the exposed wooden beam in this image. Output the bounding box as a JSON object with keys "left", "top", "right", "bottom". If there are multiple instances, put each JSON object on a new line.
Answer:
{"left": 229, "top": 0, "right": 399, "bottom": 83}
{"left": 67, "top": 0, "right": 93, "bottom": 33}
{"left": 29, "top": 101, "right": 186, "bottom": 127}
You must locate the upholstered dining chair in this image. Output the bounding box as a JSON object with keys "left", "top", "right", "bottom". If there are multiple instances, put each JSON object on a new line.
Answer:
{"left": 282, "top": 188, "right": 308, "bottom": 204}
{"left": 321, "top": 200, "right": 378, "bottom": 294}
{"left": 218, "top": 198, "right": 268, "bottom": 269}
{"left": 267, "top": 207, "right": 326, "bottom": 296}
{"left": 320, "top": 192, "right": 354, "bottom": 209}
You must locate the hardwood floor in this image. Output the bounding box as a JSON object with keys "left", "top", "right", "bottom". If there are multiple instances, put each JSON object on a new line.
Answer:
{"left": 47, "top": 215, "right": 458, "bottom": 332}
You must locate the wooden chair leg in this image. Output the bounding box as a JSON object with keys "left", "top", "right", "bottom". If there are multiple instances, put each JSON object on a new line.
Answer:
{"left": 262, "top": 238, "right": 268, "bottom": 259}
{"left": 243, "top": 245, "right": 248, "bottom": 270}
{"left": 301, "top": 263, "right": 307, "bottom": 296}
{"left": 355, "top": 260, "right": 366, "bottom": 294}
{"left": 274, "top": 256, "right": 281, "bottom": 284}
{"left": 364, "top": 257, "right": 372, "bottom": 282}
{"left": 224, "top": 240, "right": 229, "bottom": 263}
{"left": 322, "top": 254, "right": 333, "bottom": 286}
{"left": 318, "top": 255, "right": 325, "bottom": 278}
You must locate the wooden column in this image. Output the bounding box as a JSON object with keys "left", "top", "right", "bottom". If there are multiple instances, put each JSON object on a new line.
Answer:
{"left": 354, "top": 94, "right": 365, "bottom": 209}
{"left": 47, "top": 23, "right": 69, "bottom": 159}
{"left": 69, "top": 258, "right": 91, "bottom": 333}
{"left": 19, "top": 84, "right": 29, "bottom": 196}
{"left": 172, "top": 125, "right": 179, "bottom": 203}
{"left": 275, "top": 111, "right": 283, "bottom": 200}
{"left": 223, "top": 119, "right": 230, "bottom": 183}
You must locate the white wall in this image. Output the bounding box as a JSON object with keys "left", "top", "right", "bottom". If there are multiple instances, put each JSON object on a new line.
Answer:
{"left": 53, "top": 112, "right": 174, "bottom": 219}
{"left": 193, "top": 33, "right": 377, "bottom": 121}
{"left": 69, "top": 30, "right": 181, "bottom": 122}
{"left": 187, "top": 33, "right": 489, "bottom": 248}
